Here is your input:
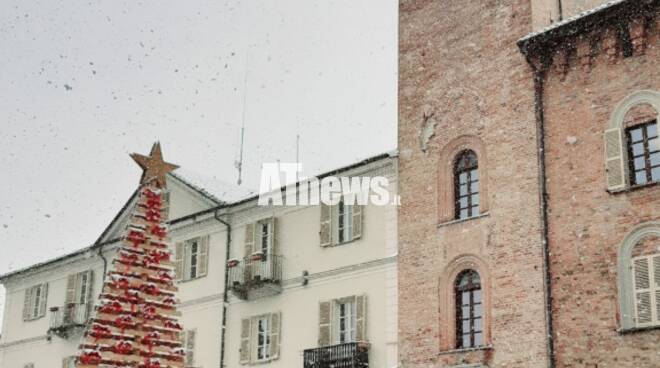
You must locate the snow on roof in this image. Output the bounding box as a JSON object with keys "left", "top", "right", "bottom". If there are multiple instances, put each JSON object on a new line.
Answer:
{"left": 170, "top": 168, "right": 257, "bottom": 204}
{"left": 519, "top": 0, "right": 626, "bottom": 43}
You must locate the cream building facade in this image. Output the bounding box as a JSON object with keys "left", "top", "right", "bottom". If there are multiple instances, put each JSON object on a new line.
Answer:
{"left": 0, "top": 153, "right": 398, "bottom": 368}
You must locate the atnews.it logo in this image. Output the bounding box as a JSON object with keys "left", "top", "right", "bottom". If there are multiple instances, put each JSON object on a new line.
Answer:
{"left": 257, "top": 163, "right": 399, "bottom": 206}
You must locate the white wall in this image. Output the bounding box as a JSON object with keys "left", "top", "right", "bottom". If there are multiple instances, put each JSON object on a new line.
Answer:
{"left": 224, "top": 158, "right": 398, "bottom": 368}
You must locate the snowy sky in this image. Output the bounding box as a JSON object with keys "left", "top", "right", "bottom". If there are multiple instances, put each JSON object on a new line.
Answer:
{"left": 0, "top": 0, "right": 397, "bottom": 325}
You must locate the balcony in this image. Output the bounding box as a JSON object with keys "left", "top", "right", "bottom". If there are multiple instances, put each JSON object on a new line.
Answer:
{"left": 48, "top": 303, "right": 90, "bottom": 338}
{"left": 227, "top": 254, "right": 283, "bottom": 300}
{"left": 303, "top": 342, "right": 370, "bottom": 368}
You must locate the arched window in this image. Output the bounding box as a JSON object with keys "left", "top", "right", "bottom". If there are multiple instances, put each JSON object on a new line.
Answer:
{"left": 455, "top": 269, "right": 483, "bottom": 348}
{"left": 618, "top": 222, "right": 660, "bottom": 330}
{"left": 605, "top": 90, "right": 660, "bottom": 191}
{"left": 454, "top": 150, "right": 479, "bottom": 220}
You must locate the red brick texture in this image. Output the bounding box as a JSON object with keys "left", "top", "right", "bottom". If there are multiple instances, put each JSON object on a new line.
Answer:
{"left": 398, "top": 1, "right": 549, "bottom": 367}
{"left": 541, "top": 13, "right": 660, "bottom": 368}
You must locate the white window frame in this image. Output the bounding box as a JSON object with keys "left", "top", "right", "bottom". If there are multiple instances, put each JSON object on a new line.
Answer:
{"left": 183, "top": 239, "right": 200, "bottom": 280}
{"left": 334, "top": 298, "right": 357, "bottom": 344}
{"left": 254, "top": 315, "right": 272, "bottom": 362}
{"left": 257, "top": 220, "right": 272, "bottom": 256}
{"left": 335, "top": 199, "right": 354, "bottom": 244}
{"left": 24, "top": 284, "right": 47, "bottom": 320}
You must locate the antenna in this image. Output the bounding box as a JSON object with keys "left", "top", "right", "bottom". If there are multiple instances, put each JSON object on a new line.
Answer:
{"left": 235, "top": 51, "right": 250, "bottom": 185}
{"left": 296, "top": 134, "right": 300, "bottom": 183}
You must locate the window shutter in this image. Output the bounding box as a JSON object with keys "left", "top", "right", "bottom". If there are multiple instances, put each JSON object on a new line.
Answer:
{"left": 654, "top": 256, "right": 660, "bottom": 322}
{"left": 351, "top": 205, "right": 363, "bottom": 241}
{"left": 198, "top": 236, "right": 209, "bottom": 278}
{"left": 65, "top": 274, "right": 76, "bottom": 305}
{"left": 84, "top": 271, "right": 94, "bottom": 319}
{"left": 84, "top": 271, "right": 94, "bottom": 303}
{"left": 269, "top": 312, "right": 281, "bottom": 359}
{"left": 174, "top": 242, "right": 184, "bottom": 281}
{"left": 633, "top": 257, "right": 653, "bottom": 325}
{"left": 39, "top": 283, "right": 49, "bottom": 318}
{"left": 604, "top": 128, "right": 626, "bottom": 191}
{"left": 318, "top": 301, "right": 333, "bottom": 346}
{"left": 23, "top": 287, "right": 32, "bottom": 321}
{"left": 269, "top": 217, "right": 278, "bottom": 256}
{"left": 356, "top": 294, "right": 368, "bottom": 342}
{"left": 240, "top": 318, "right": 252, "bottom": 364}
{"left": 186, "top": 329, "right": 196, "bottom": 366}
{"left": 320, "top": 203, "right": 332, "bottom": 247}
{"left": 245, "top": 223, "right": 255, "bottom": 256}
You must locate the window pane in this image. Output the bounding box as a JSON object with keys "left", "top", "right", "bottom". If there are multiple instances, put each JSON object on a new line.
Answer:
{"left": 472, "top": 194, "right": 479, "bottom": 206}
{"left": 629, "top": 128, "right": 643, "bottom": 142}
{"left": 459, "top": 197, "right": 468, "bottom": 209}
{"left": 634, "top": 157, "right": 646, "bottom": 170}
{"left": 462, "top": 334, "right": 471, "bottom": 348}
{"left": 474, "top": 317, "right": 482, "bottom": 331}
{"left": 470, "top": 181, "right": 479, "bottom": 193}
{"left": 459, "top": 184, "right": 467, "bottom": 196}
{"left": 473, "top": 290, "right": 482, "bottom": 303}
{"left": 462, "top": 292, "right": 470, "bottom": 305}
{"left": 460, "top": 209, "right": 468, "bottom": 219}
{"left": 474, "top": 304, "right": 482, "bottom": 316}
{"left": 636, "top": 171, "right": 648, "bottom": 185}
{"left": 471, "top": 170, "right": 479, "bottom": 180}
{"left": 651, "top": 153, "right": 660, "bottom": 167}
{"left": 462, "top": 306, "right": 470, "bottom": 317}
{"left": 632, "top": 143, "right": 644, "bottom": 156}
{"left": 652, "top": 167, "right": 660, "bottom": 181}
{"left": 462, "top": 320, "right": 470, "bottom": 332}
{"left": 459, "top": 173, "right": 467, "bottom": 184}
{"left": 650, "top": 137, "right": 659, "bottom": 152}
{"left": 474, "top": 332, "right": 483, "bottom": 346}
{"left": 648, "top": 123, "right": 658, "bottom": 139}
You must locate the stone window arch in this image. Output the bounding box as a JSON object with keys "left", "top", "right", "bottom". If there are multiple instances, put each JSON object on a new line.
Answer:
{"left": 605, "top": 90, "right": 660, "bottom": 191}
{"left": 617, "top": 222, "right": 660, "bottom": 330}
{"left": 438, "top": 136, "right": 489, "bottom": 223}
{"left": 438, "top": 255, "right": 491, "bottom": 350}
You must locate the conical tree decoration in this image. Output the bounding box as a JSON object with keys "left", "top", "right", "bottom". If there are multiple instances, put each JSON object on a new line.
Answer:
{"left": 76, "top": 143, "right": 185, "bottom": 368}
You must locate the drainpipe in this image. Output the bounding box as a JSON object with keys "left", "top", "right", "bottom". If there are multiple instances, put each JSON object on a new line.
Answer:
{"left": 557, "top": 0, "right": 563, "bottom": 21}
{"left": 214, "top": 210, "right": 231, "bottom": 368}
{"left": 531, "top": 59, "right": 556, "bottom": 368}
{"left": 98, "top": 244, "right": 108, "bottom": 283}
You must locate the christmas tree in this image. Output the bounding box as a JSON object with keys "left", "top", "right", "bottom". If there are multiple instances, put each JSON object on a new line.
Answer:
{"left": 76, "top": 143, "right": 186, "bottom": 368}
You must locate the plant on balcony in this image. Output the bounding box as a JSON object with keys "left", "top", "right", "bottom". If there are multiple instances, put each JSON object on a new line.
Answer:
{"left": 250, "top": 251, "right": 265, "bottom": 261}
{"left": 227, "top": 258, "right": 240, "bottom": 267}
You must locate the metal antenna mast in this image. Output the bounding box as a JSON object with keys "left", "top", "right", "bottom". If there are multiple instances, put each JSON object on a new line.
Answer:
{"left": 235, "top": 51, "right": 249, "bottom": 185}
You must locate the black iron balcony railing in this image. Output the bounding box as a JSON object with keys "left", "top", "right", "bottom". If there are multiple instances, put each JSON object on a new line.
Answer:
{"left": 227, "top": 254, "right": 283, "bottom": 300}
{"left": 303, "top": 342, "right": 370, "bottom": 368}
{"left": 48, "top": 303, "right": 90, "bottom": 338}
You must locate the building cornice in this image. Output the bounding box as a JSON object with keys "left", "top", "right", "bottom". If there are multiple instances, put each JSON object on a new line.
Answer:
{"left": 518, "top": 0, "right": 659, "bottom": 71}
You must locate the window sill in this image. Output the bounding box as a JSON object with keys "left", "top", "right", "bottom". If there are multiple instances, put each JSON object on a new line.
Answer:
{"left": 437, "top": 213, "right": 490, "bottom": 229}
{"left": 608, "top": 180, "right": 660, "bottom": 194}
{"left": 618, "top": 325, "right": 660, "bottom": 335}
{"left": 176, "top": 275, "right": 206, "bottom": 284}
{"left": 326, "top": 237, "right": 362, "bottom": 248}
{"left": 437, "top": 344, "right": 493, "bottom": 356}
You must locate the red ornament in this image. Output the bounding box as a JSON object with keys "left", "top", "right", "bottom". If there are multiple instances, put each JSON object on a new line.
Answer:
{"left": 79, "top": 351, "right": 102, "bottom": 364}
{"left": 113, "top": 341, "right": 134, "bottom": 355}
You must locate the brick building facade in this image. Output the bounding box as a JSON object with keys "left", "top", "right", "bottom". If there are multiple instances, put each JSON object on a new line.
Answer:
{"left": 520, "top": 1, "right": 660, "bottom": 367}
{"left": 399, "top": 0, "right": 659, "bottom": 367}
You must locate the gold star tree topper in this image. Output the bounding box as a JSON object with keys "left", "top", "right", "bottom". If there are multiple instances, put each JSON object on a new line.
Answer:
{"left": 130, "top": 142, "right": 179, "bottom": 188}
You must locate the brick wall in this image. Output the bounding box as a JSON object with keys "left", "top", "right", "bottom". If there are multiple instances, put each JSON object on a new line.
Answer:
{"left": 398, "top": 1, "right": 549, "bottom": 367}
{"left": 540, "top": 12, "right": 660, "bottom": 368}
